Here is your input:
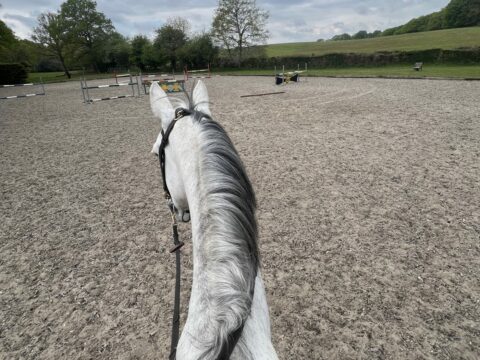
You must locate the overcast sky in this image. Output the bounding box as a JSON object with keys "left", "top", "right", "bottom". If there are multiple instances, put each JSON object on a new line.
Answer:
{"left": 1, "top": 0, "right": 450, "bottom": 44}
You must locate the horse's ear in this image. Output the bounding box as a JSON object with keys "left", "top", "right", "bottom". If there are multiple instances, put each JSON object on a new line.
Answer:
{"left": 192, "top": 80, "right": 211, "bottom": 116}
{"left": 150, "top": 82, "right": 174, "bottom": 128}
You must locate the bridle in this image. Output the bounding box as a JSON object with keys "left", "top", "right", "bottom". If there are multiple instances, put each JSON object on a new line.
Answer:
{"left": 158, "top": 107, "right": 191, "bottom": 208}
{"left": 157, "top": 107, "right": 190, "bottom": 360}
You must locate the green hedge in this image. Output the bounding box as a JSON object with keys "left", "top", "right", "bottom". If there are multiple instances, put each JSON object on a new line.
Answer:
{"left": 0, "top": 63, "right": 28, "bottom": 85}
{"left": 217, "top": 47, "right": 480, "bottom": 69}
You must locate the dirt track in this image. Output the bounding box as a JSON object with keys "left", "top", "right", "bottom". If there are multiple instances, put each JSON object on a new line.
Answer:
{"left": 1, "top": 76, "right": 479, "bottom": 359}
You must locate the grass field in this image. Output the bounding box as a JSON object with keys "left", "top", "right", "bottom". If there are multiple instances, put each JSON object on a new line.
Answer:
{"left": 217, "top": 64, "right": 480, "bottom": 79}
{"left": 29, "top": 64, "right": 480, "bottom": 84}
{"left": 264, "top": 27, "right": 480, "bottom": 57}
{"left": 27, "top": 71, "right": 115, "bottom": 84}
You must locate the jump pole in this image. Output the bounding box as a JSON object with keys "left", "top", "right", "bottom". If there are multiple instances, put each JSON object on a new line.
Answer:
{"left": 184, "top": 64, "right": 211, "bottom": 81}
{"left": 81, "top": 70, "right": 139, "bottom": 103}
{"left": 0, "top": 79, "right": 46, "bottom": 100}
{"left": 240, "top": 91, "right": 286, "bottom": 98}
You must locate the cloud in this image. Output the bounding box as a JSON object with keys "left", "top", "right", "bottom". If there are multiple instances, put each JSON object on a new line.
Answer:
{"left": 0, "top": 0, "right": 450, "bottom": 43}
{"left": 355, "top": 6, "right": 370, "bottom": 15}
{"left": 3, "top": 13, "right": 37, "bottom": 27}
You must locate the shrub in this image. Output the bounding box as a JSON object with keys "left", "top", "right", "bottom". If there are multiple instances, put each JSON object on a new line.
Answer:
{"left": 36, "top": 58, "right": 64, "bottom": 72}
{"left": 0, "top": 63, "right": 28, "bottom": 85}
{"left": 214, "top": 47, "right": 480, "bottom": 69}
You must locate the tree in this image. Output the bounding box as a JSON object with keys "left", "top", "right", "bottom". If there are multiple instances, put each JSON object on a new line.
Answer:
{"left": 0, "top": 19, "right": 16, "bottom": 48}
{"left": 211, "top": 0, "right": 269, "bottom": 65}
{"left": 382, "top": 0, "right": 480, "bottom": 36}
{"left": 331, "top": 33, "right": 351, "bottom": 41}
{"left": 12, "top": 40, "right": 42, "bottom": 70}
{"left": 154, "top": 18, "right": 189, "bottom": 71}
{"left": 60, "top": 0, "right": 115, "bottom": 71}
{"left": 426, "top": 11, "right": 446, "bottom": 30}
{"left": 130, "top": 35, "right": 150, "bottom": 71}
{"left": 352, "top": 30, "right": 368, "bottom": 39}
{"left": 101, "top": 32, "right": 131, "bottom": 72}
{"left": 444, "top": 0, "right": 480, "bottom": 28}
{"left": 0, "top": 19, "right": 17, "bottom": 61}
{"left": 142, "top": 41, "right": 162, "bottom": 70}
{"left": 166, "top": 16, "right": 191, "bottom": 36}
{"left": 32, "top": 12, "right": 72, "bottom": 78}
{"left": 179, "top": 33, "right": 218, "bottom": 69}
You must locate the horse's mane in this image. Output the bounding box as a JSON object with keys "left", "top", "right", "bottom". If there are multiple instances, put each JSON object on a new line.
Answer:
{"left": 174, "top": 93, "right": 259, "bottom": 359}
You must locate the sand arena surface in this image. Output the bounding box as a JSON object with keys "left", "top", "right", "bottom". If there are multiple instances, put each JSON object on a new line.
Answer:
{"left": 1, "top": 76, "right": 479, "bottom": 359}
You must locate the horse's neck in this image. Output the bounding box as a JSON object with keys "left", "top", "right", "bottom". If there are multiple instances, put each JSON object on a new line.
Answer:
{"left": 172, "top": 123, "right": 277, "bottom": 359}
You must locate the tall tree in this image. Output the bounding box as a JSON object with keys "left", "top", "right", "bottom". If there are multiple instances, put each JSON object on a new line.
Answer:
{"left": 32, "top": 12, "right": 72, "bottom": 78}
{"left": 130, "top": 35, "right": 150, "bottom": 71}
{"left": 154, "top": 17, "right": 189, "bottom": 71}
{"left": 142, "top": 41, "right": 162, "bottom": 70}
{"left": 60, "top": 0, "right": 114, "bottom": 71}
{"left": 167, "top": 16, "right": 191, "bottom": 36}
{"left": 211, "top": 0, "right": 269, "bottom": 65}
{"left": 0, "top": 19, "right": 17, "bottom": 61}
{"left": 179, "top": 33, "right": 218, "bottom": 69}
{"left": 101, "top": 32, "right": 131, "bottom": 72}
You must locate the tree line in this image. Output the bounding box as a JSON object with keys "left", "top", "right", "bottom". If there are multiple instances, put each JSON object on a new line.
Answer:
{"left": 0, "top": 0, "right": 269, "bottom": 77}
{"left": 383, "top": 0, "right": 479, "bottom": 36}
{"left": 323, "top": 0, "right": 479, "bottom": 42}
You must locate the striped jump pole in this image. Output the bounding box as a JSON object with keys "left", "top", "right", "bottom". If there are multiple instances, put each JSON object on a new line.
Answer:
{"left": 0, "top": 83, "right": 36, "bottom": 87}
{"left": 0, "top": 93, "right": 45, "bottom": 100}
{"left": 81, "top": 71, "right": 140, "bottom": 104}
{"left": 87, "top": 95, "right": 135, "bottom": 103}
{"left": 184, "top": 64, "right": 211, "bottom": 81}
{"left": 82, "top": 82, "right": 139, "bottom": 90}
{"left": 0, "top": 79, "right": 46, "bottom": 100}
{"left": 140, "top": 70, "right": 179, "bottom": 95}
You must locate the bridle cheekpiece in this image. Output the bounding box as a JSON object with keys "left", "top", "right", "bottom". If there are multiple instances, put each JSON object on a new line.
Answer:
{"left": 157, "top": 106, "right": 191, "bottom": 360}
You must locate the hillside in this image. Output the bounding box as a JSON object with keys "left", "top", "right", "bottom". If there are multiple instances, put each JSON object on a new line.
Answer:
{"left": 383, "top": 0, "right": 480, "bottom": 35}
{"left": 265, "top": 27, "right": 480, "bottom": 58}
